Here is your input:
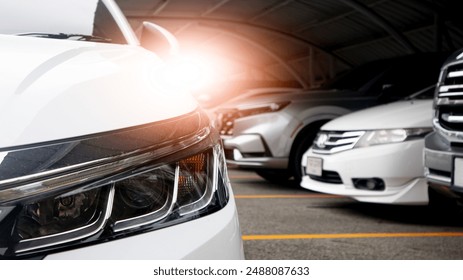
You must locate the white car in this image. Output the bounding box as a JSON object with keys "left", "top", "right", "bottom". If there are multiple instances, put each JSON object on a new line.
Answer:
{"left": 301, "top": 87, "right": 434, "bottom": 205}
{"left": 0, "top": 0, "right": 243, "bottom": 259}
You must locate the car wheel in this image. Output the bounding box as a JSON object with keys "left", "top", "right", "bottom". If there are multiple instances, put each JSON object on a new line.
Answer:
{"left": 290, "top": 134, "right": 315, "bottom": 184}
{"left": 256, "top": 169, "right": 290, "bottom": 183}
{"left": 289, "top": 122, "right": 327, "bottom": 184}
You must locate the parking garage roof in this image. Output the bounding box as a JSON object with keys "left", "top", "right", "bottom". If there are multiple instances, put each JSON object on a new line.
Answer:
{"left": 117, "top": 0, "right": 463, "bottom": 89}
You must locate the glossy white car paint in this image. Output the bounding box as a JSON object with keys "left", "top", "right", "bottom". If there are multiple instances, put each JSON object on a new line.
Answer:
{"left": 0, "top": 0, "right": 243, "bottom": 259}
{"left": 0, "top": 34, "right": 197, "bottom": 148}
{"left": 301, "top": 99, "right": 432, "bottom": 205}
{"left": 323, "top": 98, "right": 432, "bottom": 130}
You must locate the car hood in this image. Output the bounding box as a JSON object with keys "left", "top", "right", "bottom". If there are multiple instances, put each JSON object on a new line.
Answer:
{"left": 0, "top": 35, "right": 197, "bottom": 149}
{"left": 219, "top": 89, "right": 360, "bottom": 109}
{"left": 322, "top": 99, "right": 432, "bottom": 131}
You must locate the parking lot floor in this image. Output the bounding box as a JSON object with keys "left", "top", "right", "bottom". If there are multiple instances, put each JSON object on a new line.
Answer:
{"left": 229, "top": 169, "right": 463, "bottom": 259}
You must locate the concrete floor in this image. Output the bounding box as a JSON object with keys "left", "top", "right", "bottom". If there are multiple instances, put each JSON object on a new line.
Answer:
{"left": 229, "top": 169, "right": 463, "bottom": 259}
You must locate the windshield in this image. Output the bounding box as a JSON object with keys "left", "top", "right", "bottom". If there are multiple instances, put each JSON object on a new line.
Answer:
{"left": 320, "top": 61, "right": 390, "bottom": 91}
{"left": 405, "top": 84, "right": 436, "bottom": 100}
{"left": 0, "top": 0, "right": 127, "bottom": 44}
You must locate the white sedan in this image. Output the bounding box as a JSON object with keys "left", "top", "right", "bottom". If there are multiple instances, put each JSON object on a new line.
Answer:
{"left": 301, "top": 87, "right": 434, "bottom": 205}
{"left": 0, "top": 0, "right": 243, "bottom": 259}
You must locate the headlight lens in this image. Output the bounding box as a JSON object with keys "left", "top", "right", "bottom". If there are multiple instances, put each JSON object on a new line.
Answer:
{"left": 354, "top": 128, "right": 432, "bottom": 148}
{"left": 14, "top": 187, "right": 114, "bottom": 254}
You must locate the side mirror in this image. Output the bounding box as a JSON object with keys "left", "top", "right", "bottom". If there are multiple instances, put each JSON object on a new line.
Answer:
{"left": 140, "top": 21, "right": 179, "bottom": 58}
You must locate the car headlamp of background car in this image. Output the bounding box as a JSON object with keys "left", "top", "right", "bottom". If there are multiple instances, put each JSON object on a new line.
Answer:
{"left": 301, "top": 86, "right": 435, "bottom": 205}
{"left": 353, "top": 128, "right": 432, "bottom": 148}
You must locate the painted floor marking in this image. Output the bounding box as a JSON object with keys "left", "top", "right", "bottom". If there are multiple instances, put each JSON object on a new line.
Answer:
{"left": 235, "top": 194, "right": 340, "bottom": 199}
{"left": 229, "top": 175, "right": 262, "bottom": 179}
{"left": 242, "top": 232, "right": 463, "bottom": 241}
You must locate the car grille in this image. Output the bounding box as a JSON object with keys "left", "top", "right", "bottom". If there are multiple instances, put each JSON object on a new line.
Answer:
{"left": 308, "top": 170, "right": 343, "bottom": 184}
{"left": 427, "top": 168, "right": 452, "bottom": 185}
{"left": 435, "top": 60, "right": 463, "bottom": 140}
{"left": 312, "top": 131, "right": 365, "bottom": 154}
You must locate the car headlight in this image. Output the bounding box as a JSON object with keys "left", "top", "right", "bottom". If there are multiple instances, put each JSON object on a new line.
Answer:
{"left": 0, "top": 111, "right": 229, "bottom": 259}
{"left": 354, "top": 128, "right": 432, "bottom": 148}
{"left": 236, "top": 101, "right": 291, "bottom": 118}
{"left": 216, "top": 101, "right": 290, "bottom": 135}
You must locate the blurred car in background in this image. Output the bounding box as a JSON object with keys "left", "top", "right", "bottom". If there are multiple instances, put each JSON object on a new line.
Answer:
{"left": 301, "top": 86, "right": 434, "bottom": 205}
{"left": 215, "top": 54, "right": 446, "bottom": 183}
{"left": 0, "top": 0, "right": 243, "bottom": 259}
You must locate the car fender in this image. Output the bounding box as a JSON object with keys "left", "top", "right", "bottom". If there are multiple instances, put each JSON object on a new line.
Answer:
{"left": 282, "top": 105, "right": 352, "bottom": 156}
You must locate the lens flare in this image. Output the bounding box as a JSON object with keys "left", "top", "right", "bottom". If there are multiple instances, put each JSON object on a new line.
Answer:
{"left": 161, "top": 52, "right": 217, "bottom": 91}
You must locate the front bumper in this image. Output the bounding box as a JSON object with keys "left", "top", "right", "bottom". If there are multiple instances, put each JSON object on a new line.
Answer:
{"left": 223, "top": 134, "right": 288, "bottom": 169}
{"left": 301, "top": 140, "right": 428, "bottom": 205}
{"left": 219, "top": 109, "right": 297, "bottom": 170}
{"left": 424, "top": 132, "right": 463, "bottom": 196}
{"left": 45, "top": 194, "right": 244, "bottom": 259}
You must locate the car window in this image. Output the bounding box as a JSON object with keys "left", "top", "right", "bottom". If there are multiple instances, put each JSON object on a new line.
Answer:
{"left": 371, "top": 60, "right": 442, "bottom": 99}
{"left": 405, "top": 84, "right": 436, "bottom": 100}
{"left": 320, "top": 61, "right": 391, "bottom": 91}
{"left": 322, "top": 54, "right": 446, "bottom": 99}
{"left": 0, "top": 0, "right": 127, "bottom": 44}
{"left": 92, "top": 1, "right": 127, "bottom": 44}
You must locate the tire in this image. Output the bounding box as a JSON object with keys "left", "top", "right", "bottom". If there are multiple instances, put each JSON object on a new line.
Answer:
{"left": 256, "top": 169, "right": 290, "bottom": 183}
{"left": 290, "top": 135, "right": 316, "bottom": 184}
{"left": 289, "top": 122, "right": 326, "bottom": 184}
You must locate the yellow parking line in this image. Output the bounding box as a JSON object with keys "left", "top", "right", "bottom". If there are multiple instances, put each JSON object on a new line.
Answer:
{"left": 228, "top": 175, "right": 262, "bottom": 179}
{"left": 242, "top": 232, "right": 463, "bottom": 241}
{"left": 234, "top": 194, "right": 340, "bottom": 199}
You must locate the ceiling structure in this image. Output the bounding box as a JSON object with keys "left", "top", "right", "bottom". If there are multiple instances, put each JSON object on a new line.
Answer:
{"left": 116, "top": 0, "right": 463, "bottom": 91}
